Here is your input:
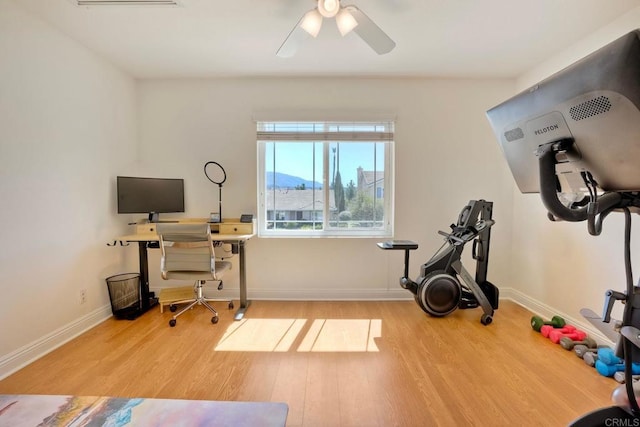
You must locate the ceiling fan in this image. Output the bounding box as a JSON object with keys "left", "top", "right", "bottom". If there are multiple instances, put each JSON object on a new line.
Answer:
{"left": 277, "top": 0, "right": 396, "bottom": 58}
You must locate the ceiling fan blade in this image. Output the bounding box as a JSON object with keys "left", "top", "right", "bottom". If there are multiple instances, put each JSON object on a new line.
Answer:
{"left": 276, "top": 11, "right": 314, "bottom": 58}
{"left": 344, "top": 5, "right": 396, "bottom": 55}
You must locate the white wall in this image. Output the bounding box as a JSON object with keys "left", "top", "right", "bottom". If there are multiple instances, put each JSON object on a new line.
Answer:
{"left": 136, "top": 78, "right": 516, "bottom": 300}
{"left": 5, "top": 0, "right": 635, "bottom": 382}
{"left": 0, "top": 0, "right": 137, "bottom": 376}
{"left": 0, "top": 0, "right": 516, "bottom": 378}
{"left": 508, "top": 7, "right": 640, "bottom": 323}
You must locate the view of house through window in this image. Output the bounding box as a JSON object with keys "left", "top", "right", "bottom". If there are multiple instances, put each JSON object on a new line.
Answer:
{"left": 257, "top": 121, "right": 394, "bottom": 237}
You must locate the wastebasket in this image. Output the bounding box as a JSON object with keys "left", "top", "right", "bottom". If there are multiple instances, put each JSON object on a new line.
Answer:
{"left": 106, "top": 273, "right": 142, "bottom": 320}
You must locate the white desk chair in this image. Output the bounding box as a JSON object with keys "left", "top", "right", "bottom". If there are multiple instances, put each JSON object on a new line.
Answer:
{"left": 156, "top": 223, "right": 233, "bottom": 327}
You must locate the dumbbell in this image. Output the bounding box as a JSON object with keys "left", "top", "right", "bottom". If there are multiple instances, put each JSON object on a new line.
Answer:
{"left": 584, "top": 352, "right": 598, "bottom": 367}
{"left": 560, "top": 336, "right": 597, "bottom": 351}
{"left": 531, "top": 315, "right": 566, "bottom": 332}
{"left": 549, "top": 328, "right": 587, "bottom": 344}
{"left": 595, "top": 360, "right": 640, "bottom": 377}
{"left": 579, "top": 345, "right": 611, "bottom": 366}
{"left": 598, "top": 347, "right": 623, "bottom": 365}
{"left": 540, "top": 324, "right": 576, "bottom": 338}
{"left": 614, "top": 371, "right": 640, "bottom": 383}
{"left": 574, "top": 344, "right": 598, "bottom": 358}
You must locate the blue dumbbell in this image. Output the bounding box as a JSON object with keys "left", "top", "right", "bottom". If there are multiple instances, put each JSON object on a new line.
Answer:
{"left": 595, "top": 360, "right": 640, "bottom": 377}
{"left": 598, "top": 347, "right": 623, "bottom": 365}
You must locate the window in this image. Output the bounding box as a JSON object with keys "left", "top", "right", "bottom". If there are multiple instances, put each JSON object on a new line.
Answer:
{"left": 257, "top": 121, "right": 394, "bottom": 237}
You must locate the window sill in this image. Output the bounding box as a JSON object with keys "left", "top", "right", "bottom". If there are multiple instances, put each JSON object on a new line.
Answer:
{"left": 258, "top": 230, "right": 393, "bottom": 239}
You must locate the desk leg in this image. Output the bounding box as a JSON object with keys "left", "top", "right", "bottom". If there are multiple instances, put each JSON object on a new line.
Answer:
{"left": 138, "top": 241, "right": 158, "bottom": 314}
{"left": 234, "top": 240, "right": 251, "bottom": 320}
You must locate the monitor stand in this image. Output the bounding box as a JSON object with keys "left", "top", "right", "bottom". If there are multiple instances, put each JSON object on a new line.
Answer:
{"left": 148, "top": 212, "right": 159, "bottom": 223}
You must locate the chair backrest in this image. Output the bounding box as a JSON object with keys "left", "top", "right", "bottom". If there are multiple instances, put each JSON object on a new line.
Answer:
{"left": 156, "top": 223, "right": 215, "bottom": 276}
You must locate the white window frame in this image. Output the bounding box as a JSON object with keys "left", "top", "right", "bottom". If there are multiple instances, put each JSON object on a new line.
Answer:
{"left": 257, "top": 121, "right": 394, "bottom": 238}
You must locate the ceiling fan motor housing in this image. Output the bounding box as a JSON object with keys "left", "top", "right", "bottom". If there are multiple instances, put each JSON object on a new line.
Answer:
{"left": 318, "top": 0, "right": 340, "bottom": 18}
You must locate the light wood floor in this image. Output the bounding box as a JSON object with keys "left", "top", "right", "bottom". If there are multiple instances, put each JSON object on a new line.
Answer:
{"left": 0, "top": 300, "right": 618, "bottom": 426}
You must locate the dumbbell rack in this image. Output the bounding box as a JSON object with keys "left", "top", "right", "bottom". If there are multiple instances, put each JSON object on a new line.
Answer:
{"left": 571, "top": 207, "right": 640, "bottom": 425}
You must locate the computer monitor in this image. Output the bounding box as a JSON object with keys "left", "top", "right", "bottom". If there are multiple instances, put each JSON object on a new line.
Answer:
{"left": 486, "top": 29, "right": 640, "bottom": 197}
{"left": 117, "top": 176, "right": 185, "bottom": 222}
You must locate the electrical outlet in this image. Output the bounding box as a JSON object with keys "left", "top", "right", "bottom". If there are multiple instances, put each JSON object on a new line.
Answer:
{"left": 80, "top": 289, "right": 87, "bottom": 304}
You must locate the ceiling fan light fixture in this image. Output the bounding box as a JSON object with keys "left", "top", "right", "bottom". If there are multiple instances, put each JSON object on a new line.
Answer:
{"left": 336, "top": 8, "right": 358, "bottom": 36}
{"left": 300, "top": 9, "right": 323, "bottom": 37}
{"left": 317, "top": 0, "right": 340, "bottom": 18}
{"left": 278, "top": 2, "right": 394, "bottom": 57}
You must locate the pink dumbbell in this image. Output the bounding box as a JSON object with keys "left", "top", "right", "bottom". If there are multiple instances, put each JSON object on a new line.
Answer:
{"left": 540, "top": 324, "right": 575, "bottom": 338}
{"left": 549, "top": 328, "right": 586, "bottom": 344}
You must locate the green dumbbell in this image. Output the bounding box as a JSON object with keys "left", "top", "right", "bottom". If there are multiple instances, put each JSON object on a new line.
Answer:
{"left": 531, "top": 315, "right": 566, "bottom": 332}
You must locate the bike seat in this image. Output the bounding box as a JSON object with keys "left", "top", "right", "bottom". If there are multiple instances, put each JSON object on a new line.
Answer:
{"left": 377, "top": 240, "right": 419, "bottom": 250}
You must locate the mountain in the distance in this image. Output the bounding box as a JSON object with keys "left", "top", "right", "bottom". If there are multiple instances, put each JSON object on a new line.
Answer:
{"left": 265, "top": 172, "right": 322, "bottom": 189}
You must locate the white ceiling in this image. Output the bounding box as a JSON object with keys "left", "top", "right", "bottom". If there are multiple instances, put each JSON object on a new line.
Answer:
{"left": 14, "top": 0, "right": 640, "bottom": 79}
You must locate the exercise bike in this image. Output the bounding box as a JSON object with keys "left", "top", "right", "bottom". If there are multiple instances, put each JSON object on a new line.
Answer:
{"left": 378, "top": 199, "right": 499, "bottom": 325}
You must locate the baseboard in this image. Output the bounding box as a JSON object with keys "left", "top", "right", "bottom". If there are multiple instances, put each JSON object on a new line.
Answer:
{"left": 500, "top": 287, "right": 616, "bottom": 347}
{"left": 192, "top": 285, "right": 617, "bottom": 347}
{"left": 0, "top": 304, "right": 113, "bottom": 380}
{"left": 1, "top": 288, "right": 615, "bottom": 381}
{"left": 241, "top": 288, "right": 413, "bottom": 301}
{"left": 157, "top": 287, "right": 414, "bottom": 301}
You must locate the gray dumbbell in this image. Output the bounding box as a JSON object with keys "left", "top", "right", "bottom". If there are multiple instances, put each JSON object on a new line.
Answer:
{"left": 574, "top": 344, "right": 598, "bottom": 358}
{"left": 613, "top": 371, "right": 640, "bottom": 383}
{"left": 584, "top": 352, "right": 598, "bottom": 367}
{"left": 560, "top": 336, "right": 597, "bottom": 351}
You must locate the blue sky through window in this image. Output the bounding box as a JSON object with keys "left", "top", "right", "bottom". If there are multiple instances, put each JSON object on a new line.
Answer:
{"left": 265, "top": 142, "right": 384, "bottom": 186}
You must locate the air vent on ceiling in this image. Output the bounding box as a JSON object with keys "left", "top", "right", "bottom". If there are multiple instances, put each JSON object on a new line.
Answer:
{"left": 74, "top": 0, "right": 181, "bottom": 6}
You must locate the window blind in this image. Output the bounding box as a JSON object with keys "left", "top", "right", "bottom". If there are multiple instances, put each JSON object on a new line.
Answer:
{"left": 256, "top": 121, "right": 394, "bottom": 142}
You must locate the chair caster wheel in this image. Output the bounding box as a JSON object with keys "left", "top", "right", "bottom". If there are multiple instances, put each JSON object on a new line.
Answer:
{"left": 211, "top": 316, "right": 219, "bottom": 324}
{"left": 169, "top": 304, "right": 177, "bottom": 312}
{"left": 228, "top": 302, "right": 234, "bottom": 309}
{"left": 481, "top": 314, "right": 493, "bottom": 325}
{"left": 169, "top": 319, "right": 177, "bottom": 327}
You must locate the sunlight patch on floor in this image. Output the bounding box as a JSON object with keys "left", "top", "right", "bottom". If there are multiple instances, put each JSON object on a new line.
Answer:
{"left": 298, "top": 319, "right": 381, "bottom": 352}
{"left": 214, "top": 318, "right": 382, "bottom": 352}
{"left": 215, "top": 318, "right": 306, "bottom": 352}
